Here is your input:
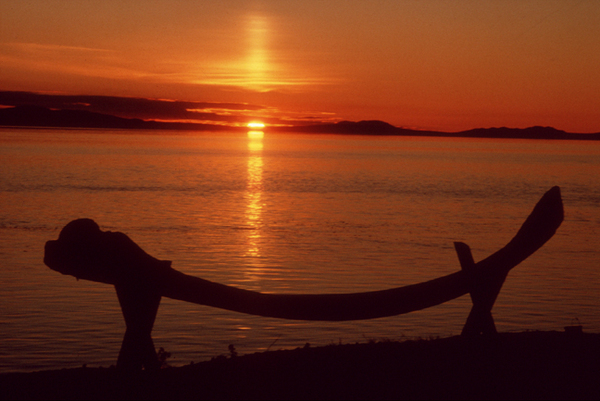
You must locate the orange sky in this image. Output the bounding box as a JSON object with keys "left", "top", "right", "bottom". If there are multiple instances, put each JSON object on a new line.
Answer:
{"left": 1, "top": 0, "right": 599, "bottom": 132}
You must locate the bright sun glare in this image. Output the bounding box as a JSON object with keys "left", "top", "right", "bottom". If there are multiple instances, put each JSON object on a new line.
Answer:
{"left": 247, "top": 122, "right": 265, "bottom": 129}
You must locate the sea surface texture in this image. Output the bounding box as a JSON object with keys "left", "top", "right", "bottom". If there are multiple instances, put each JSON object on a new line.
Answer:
{"left": 1, "top": 128, "right": 598, "bottom": 373}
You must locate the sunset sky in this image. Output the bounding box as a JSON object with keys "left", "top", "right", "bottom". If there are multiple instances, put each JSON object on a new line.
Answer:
{"left": 1, "top": 0, "right": 599, "bottom": 132}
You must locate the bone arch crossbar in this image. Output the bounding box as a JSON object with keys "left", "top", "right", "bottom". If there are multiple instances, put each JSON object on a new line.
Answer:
{"left": 44, "top": 186, "right": 563, "bottom": 370}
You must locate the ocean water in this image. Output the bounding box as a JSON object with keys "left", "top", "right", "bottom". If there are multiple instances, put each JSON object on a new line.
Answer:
{"left": 1, "top": 128, "right": 599, "bottom": 373}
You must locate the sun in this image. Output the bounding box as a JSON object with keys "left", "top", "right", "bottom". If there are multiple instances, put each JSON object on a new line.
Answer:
{"left": 247, "top": 122, "right": 265, "bottom": 129}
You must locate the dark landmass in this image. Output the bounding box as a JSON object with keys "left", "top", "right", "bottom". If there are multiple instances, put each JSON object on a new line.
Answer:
{"left": 2, "top": 104, "right": 600, "bottom": 140}
{"left": 456, "top": 126, "right": 600, "bottom": 140}
{"left": 281, "top": 120, "right": 600, "bottom": 140}
{"left": 2, "top": 331, "right": 599, "bottom": 400}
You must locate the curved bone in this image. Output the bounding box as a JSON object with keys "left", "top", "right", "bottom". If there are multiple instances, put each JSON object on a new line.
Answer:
{"left": 45, "top": 186, "right": 562, "bottom": 320}
{"left": 44, "top": 187, "right": 563, "bottom": 369}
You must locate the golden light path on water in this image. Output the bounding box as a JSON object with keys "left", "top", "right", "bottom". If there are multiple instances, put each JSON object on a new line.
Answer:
{"left": 244, "top": 129, "right": 265, "bottom": 280}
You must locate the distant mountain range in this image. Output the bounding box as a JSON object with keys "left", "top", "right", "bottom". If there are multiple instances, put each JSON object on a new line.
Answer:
{"left": 1, "top": 104, "right": 599, "bottom": 140}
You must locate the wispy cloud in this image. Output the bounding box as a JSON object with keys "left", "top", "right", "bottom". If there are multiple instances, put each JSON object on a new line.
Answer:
{"left": 0, "top": 91, "right": 338, "bottom": 127}
{"left": 4, "top": 42, "right": 112, "bottom": 54}
{"left": 0, "top": 42, "right": 152, "bottom": 80}
{"left": 0, "top": 40, "right": 338, "bottom": 96}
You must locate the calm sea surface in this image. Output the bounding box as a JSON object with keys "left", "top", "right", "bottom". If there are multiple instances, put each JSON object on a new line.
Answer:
{"left": 1, "top": 128, "right": 599, "bottom": 373}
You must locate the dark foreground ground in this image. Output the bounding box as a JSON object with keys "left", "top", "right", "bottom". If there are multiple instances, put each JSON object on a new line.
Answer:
{"left": 2, "top": 331, "right": 599, "bottom": 400}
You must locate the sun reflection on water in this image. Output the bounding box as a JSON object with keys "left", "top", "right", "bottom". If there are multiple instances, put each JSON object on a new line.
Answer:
{"left": 247, "top": 131, "right": 264, "bottom": 151}
{"left": 244, "top": 130, "right": 264, "bottom": 273}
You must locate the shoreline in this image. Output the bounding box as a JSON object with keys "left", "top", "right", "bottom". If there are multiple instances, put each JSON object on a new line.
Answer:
{"left": 2, "top": 330, "right": 600, "bottom": 400}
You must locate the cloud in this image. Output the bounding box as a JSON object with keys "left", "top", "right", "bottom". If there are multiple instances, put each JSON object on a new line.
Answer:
{"left": 0, "top": 91, "right": 335, "bottom": 127}
{"left": 0, "top": 42, "right": 136, "bottom": 79}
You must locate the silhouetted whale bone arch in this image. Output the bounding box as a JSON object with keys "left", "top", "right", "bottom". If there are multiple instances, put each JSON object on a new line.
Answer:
{"left": 44, "top": 186, "right": 563, "bottom": 370}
